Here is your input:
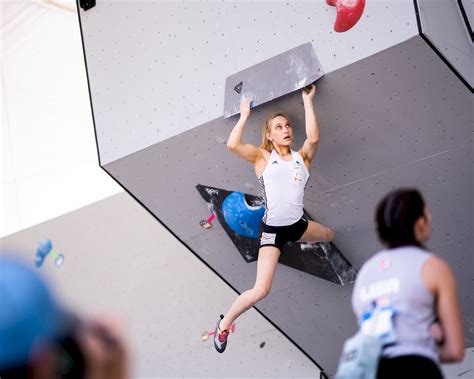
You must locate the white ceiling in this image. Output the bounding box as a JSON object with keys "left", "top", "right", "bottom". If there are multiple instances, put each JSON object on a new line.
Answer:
{"left": 1, "top": 1, "right": 76, "bottom": 55}
{"left": 1, "top": 0, "right": 123, "bottom": 237}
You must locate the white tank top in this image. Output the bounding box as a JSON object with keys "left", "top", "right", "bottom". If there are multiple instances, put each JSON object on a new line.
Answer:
{"left": 352, "top": 247, "right": 439, "bottom": 363}
{"left": 258, "top": 149, "right": 309, "bottom": 226}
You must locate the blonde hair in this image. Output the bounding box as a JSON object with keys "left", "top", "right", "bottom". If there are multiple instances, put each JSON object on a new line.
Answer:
{"left": 260, "top": 112, "right": 291, "bottom": 152}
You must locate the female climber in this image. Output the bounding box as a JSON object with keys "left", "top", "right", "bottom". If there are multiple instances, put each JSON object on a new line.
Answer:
{"left": 214, "top": 83, "right": 334, "bottom": 353}
{"left": 351, "top": 189, "right": 464, "bottom": 378}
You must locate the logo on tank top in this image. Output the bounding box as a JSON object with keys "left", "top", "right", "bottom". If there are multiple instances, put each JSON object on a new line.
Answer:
{"left": 271, "top": 160, "right": 278, "bottom": 165}
{"left": 358, "top": 277, "right": 400, "bottom": 303}
{"left": 379, "top": 258, "right": 391, "bottom": 270}
{"left": 292, "top": 164, "right": 304, "bottom": 182}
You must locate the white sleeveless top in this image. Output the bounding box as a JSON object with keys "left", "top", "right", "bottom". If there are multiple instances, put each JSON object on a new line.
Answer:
{"left": 258, "top": 149, "right": 309, "bottom": 226}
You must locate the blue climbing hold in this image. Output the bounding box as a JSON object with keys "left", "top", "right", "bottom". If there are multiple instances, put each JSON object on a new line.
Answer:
{"left": 35, "top": 240, "right": 53, "bottom": 268}
{"left": 222, "top": 192, "right": 264, "bottom": 239}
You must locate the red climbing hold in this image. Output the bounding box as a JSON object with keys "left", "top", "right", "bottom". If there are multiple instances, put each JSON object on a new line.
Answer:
{"left": 326, "top": 0, "right": 365, "bottom": 33}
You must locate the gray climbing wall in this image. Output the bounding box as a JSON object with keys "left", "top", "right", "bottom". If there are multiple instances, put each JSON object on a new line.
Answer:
{"left": 103, "top": 36, "right": 473, "bottom": 374}
{"left": 78, "top": 0, "right": 417, "bottom": 165}
{"left": 460, "top": 0, "right": 473, "bottom": 29}
{"left": 78, "top": 1, "right": 473, "bottom": 376}
{"left": 416, "top": 0, "right": 473, "bottom": 88}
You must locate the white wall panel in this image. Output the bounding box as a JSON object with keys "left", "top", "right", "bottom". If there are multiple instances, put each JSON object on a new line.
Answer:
{"left": 79, "top": 0, "right": 418, "bottom": 164}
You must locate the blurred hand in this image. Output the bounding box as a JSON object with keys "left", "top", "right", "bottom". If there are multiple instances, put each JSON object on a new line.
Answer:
{"left": 430, "top": 321, "right": 445, "bottom": 345}
{"left": 78, "top": 314, "right": 129, "bottom": 379}
{"left": 240, "top": 97, "right": 252, "bottom": 119}
{"left": 302, "top": 84, "right": 316, "bottom": 101}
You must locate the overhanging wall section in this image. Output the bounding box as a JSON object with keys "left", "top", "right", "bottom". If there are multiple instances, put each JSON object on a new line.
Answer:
{"left": 104, "top": 36, "right": 474, "bottom": 374}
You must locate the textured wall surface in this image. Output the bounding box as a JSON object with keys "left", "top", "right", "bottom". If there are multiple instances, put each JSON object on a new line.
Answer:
{"left": 78, "top": 0, "right": 417, "bottom": 164}
{"left": 416, "top": 0, "right": 473, "bottom": 88}
{"left": 104, "top": 36, "right": 474, "bottom": 374}
{"left": 0, "top": 193, "right": 321, "bottom": 378}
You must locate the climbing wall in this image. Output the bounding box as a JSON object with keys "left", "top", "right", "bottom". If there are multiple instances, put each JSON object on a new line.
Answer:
{"left": 416, "top": 0, "right": 473, "bottom": 88}
{"left": 78, "top": 1, "right": 473, "bottom": 375}
{"left": 78, "top": 0, "right": 417, "bottom": 165}
{"left": 0, "top": 193, "right": 322, "bottom": 378}
{"left": 103, "top": 37, "right": 472, "bottom": 374}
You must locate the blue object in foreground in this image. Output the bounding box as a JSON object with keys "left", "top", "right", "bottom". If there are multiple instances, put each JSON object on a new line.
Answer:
{"left": 0, "top": 256, "right": 68, "bottom": 370}
{"left": 222, "top": 192, "right": 265, "bottom": 239}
